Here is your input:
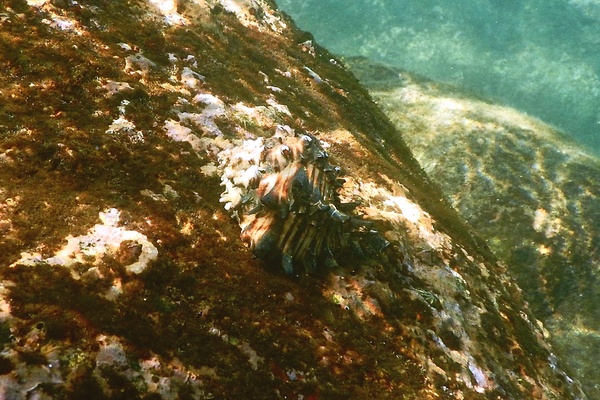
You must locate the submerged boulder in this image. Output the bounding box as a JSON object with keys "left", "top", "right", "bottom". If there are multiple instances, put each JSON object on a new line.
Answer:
{"left": 0, "top": 0, "right": 584, "bottom": 398}
{"left": 348, "top": 57, "right": 600, "bottom": 399}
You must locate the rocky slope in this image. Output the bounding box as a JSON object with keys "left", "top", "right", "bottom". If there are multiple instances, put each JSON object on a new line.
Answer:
{"left": 0, "top": 0, "right": 584, "bottom": 398}
{"left": 349, "top": 57, "right": 600, "bottom": 399}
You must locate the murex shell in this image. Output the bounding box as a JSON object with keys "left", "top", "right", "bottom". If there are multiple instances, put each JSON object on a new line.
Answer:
{"left": 219, "top": 127, "right": 388, "bottom": 273}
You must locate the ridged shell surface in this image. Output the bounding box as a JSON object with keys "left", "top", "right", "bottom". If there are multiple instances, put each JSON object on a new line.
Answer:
{"left": 219, "top": 127, "right": 386, "bottom": 273}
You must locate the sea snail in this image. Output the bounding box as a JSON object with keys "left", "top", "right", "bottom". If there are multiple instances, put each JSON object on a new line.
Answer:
{"left": 219, "top": 128, "right": 388, "bottom": 274}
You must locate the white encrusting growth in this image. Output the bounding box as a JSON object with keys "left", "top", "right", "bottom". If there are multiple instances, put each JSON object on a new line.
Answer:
{"left": 101, "top": 80, "right": 134, "bottom": 97}
{"left": 147, "top": 0, "right": 189, "bottom": 25}
{"left": 180, "top": 67, "right": 205, "bottom": 89}
{"left": 303, "top": 66, "right": 324, "bottom": 84}
{"left": 164, "top": 119, "right": 203, "bottom": 151}
{"left": 105, "top": 100, "right": 145, "bottom": 142}
{"left": 353, "top": 180, "right": 450, "bottom": 250}
{"left": 217, "top": 0, "right": 287, "bottom": 33}
{"left": 217, "top": 137, "right": 265, "bottom": 210}
{"left": 191, "top": 93, "right": 228, "bottom": 136}
{"left": 27, "top": 0, "right": 86, "bottom": 34}
{"left": 383, "top": 195, "right": 422, "bottom": 224}
{"left": 124, "top": 53, "right": 157, "bottom": 76}
{"left": 11, "top": 208, "right": 158, "bottom": 275}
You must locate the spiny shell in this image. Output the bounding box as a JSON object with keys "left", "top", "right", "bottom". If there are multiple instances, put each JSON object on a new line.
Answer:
{"left": 219, "top": 128, "right": 387, "bottom": 273}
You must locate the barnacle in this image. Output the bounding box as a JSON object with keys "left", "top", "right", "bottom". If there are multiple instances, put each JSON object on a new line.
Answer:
{"left": 219, "top": 127, "right": 388, "bottom": 273}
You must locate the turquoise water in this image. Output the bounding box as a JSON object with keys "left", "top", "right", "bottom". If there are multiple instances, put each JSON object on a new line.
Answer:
{"left": 277, "top": 0, "right": 600, "bottom": 155}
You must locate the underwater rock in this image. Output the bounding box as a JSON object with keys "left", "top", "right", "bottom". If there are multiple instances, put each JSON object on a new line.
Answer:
{"left": 349, "top": 57, "right": 600, "bottom": 399}
{"left": 0, "top": 0, "right": 586, "bottom": 398}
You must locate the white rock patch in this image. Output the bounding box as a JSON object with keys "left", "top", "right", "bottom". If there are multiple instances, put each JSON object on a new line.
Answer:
{"left": 12, "top": 208, "right": 158, "bottom": 275}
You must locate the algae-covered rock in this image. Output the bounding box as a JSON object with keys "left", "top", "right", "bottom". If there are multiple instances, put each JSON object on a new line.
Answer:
{"left": 348, "top": 57, "right": 600, "bottom": 399}
{"left": 0, "top": 0, "right": 584, "bottom": 398}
